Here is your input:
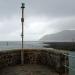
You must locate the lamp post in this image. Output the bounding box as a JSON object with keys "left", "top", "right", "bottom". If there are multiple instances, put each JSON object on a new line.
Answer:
{"left": 21, "top": 3, "right": 25, "bottom": 64}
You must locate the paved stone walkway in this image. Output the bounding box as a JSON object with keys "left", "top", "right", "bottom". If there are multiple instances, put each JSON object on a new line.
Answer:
{"left": 0, "top": 64, "right": 59, "bottom": 75}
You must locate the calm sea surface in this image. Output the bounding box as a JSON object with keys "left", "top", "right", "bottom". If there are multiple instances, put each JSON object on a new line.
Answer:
{"left": 0, "top": 41, "right": 45, "bottom": 51}
{"left": 69, "top": 51, "right": 75, "bottom": 75}
{"left": 0, "top": 41, "right": 75, "bottom": 75}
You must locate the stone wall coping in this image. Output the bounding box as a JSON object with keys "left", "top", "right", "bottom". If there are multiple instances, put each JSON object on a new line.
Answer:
{"left": 0, "top": 48, "right": 68, "bottom": 54}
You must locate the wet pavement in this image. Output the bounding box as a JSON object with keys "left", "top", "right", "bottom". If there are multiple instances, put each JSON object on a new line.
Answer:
{"left": 0, "top": 64, "right": 59, "bottom": 75}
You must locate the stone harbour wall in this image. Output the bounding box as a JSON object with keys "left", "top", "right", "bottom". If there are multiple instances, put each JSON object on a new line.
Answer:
{"left": 0, "top": 49, "right": 69, "bottom": 75}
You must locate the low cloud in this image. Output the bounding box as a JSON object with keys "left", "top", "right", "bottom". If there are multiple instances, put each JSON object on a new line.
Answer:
{"left": 0, "top": 0, "right": 75, "bottom": 41}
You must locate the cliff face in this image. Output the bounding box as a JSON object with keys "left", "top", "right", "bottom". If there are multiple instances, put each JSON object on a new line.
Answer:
{"left": 40, "top": 30, "right": 75, "bottom": 42}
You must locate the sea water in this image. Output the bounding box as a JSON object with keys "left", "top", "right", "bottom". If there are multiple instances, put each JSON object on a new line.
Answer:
{"left": 0, "top": 41, "right": 46, "bottom": 51}
{"left": 69, "top": 51, "right": 75, "bottom": 75}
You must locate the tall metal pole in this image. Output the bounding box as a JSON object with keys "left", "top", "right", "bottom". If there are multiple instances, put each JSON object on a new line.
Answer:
{"left": 21, "top": 3, "right": 25, "bottom": 64}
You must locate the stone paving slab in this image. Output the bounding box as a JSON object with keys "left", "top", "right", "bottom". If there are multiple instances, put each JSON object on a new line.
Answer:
{"left": 0, "top": 64, "right": 59, "bottom": 75}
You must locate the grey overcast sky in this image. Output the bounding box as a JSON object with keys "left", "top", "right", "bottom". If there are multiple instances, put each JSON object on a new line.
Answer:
{"left": 0, "top": 0, "right": 75, "bottom": 41}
